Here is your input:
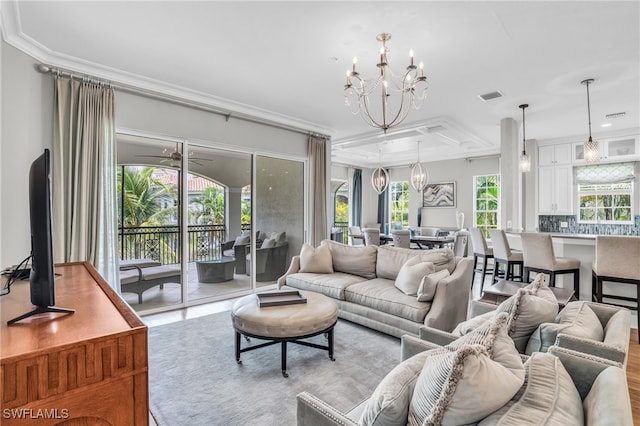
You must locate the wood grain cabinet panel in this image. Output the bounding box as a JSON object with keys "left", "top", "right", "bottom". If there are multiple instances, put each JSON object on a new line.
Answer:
{"left": 1, "top": 262, "right": 148, "bottom": 425}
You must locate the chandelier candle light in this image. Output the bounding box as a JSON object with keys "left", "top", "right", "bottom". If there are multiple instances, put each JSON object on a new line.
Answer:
{"left": 410, "top": 140, "right": 429, "bottom": 191}
{"left": 519, "top": 104, "right": 531, "bottom": 173}
{"left": 344, "top": 33, "right": 429, "bottom": 133}
{"left": 582, "top": 78, "right": 600, "bottom": 163}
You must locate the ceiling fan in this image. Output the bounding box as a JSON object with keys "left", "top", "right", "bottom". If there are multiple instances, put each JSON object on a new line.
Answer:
{"left": 134, "top": 143, "right": 212, "bottom": 167}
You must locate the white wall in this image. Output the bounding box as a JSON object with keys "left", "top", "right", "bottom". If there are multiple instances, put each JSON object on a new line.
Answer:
{"left": 1, "top": 42, "right": 53, "bottom": 268}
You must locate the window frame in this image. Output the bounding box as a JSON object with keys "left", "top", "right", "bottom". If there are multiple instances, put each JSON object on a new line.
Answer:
{"left": 473, "top": 174, "right": 500, "bottom": 238}
{"left": 576, "top": 181, "right": 634, "bottom": 224}
{"left": 389, "top": 180, "right": 410, "bottom": 228}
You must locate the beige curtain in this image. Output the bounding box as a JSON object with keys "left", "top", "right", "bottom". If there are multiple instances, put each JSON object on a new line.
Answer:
{"left": 308, "top": 135, "right": 329, "bottom": 246}
{"left": 52, "top": 76, "right": 119, "bottom": 290}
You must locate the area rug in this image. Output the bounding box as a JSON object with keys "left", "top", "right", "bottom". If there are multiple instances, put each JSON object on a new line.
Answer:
{"left": 148, "top": 311, "right": 401, "bottom": 426}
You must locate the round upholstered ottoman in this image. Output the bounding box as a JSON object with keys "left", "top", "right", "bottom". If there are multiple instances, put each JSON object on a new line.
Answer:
{"left": 231, "top": 290, "right": 338, "bottom": 377}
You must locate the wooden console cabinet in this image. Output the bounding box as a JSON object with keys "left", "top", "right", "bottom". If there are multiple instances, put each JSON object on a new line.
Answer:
{"left": 1, "top": 262, "right": 148, "bottom": 425}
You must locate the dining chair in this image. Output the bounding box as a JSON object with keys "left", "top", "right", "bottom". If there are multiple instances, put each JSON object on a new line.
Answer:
{"left": 362, "top": 228, "right": 380, "bottom": 246}
{"left": 420, "top": 227, "right": 440, "bottom": 237}
{"left": 390, "top": 229, "right": 411, "bottom": 249}
{"left": 520, "top": 232, "right": 580, "bottom": 294}
{"left": 469, "top": 227, "right": 494, "bottom": 291}
{"left": 452, "top": 230, "right": 469, "bottom": 257}
{"left": 348, "top": 226, "right": 364, "bottom": 246}
{"left": 488, "top": 229, "right": 524, "bottom": 283}
{"left": 592, "top": 235, "right": 640, "bottom": 342}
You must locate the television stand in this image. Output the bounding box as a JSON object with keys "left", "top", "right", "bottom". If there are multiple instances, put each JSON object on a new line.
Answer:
{"left": 7, "top": 304, "right": 74, "bottom": 325}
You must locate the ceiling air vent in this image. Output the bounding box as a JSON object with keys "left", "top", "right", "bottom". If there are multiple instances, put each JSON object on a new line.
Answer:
{"left": 605, "top": 112, "right": 626, "bottom": 119}
{"left": 478, "top": 91, "right": 503, "bottom": 101}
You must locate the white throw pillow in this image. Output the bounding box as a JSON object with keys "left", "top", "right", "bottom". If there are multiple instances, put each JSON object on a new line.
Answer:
{"left": 260, "top": 238, "right": 276, "bottom": 248}
{"left": 359, "top": 351, "right": 430, "bottom": 426}
{"left": 299, "top": 243, "right": 333, "bottom": 274}
{"left": 416, "top": 269, "right": 449, "bottom": 302}
{"left": 394, "top": 257, "right": 436, "bottom": 296}
{"left": 234, "top": 235, "right": 250, "bottom": 246}
{"left": 408, "top": 344, "right": 524, "bottom": 426}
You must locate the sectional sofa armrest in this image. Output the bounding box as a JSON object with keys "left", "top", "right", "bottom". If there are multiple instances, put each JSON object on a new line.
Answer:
{"left": 422, "top": 257, "right": 473, "bottom": 332}
{"left": 468, "top": 299, "right": 498, "bottom": 318}
{"left": 296, "top": 391, "right": 359, "bottom": 426}
{"left": 418, "top": 326, "right": 457, "bottom": 346}
{"left": 277, "top": 255, "right": 301, "bottom": 288}
{"left": 400, "top": 334, "right": 443, "bottom": 361}
{"left": 554, "top": 333, "right": 627, "bottom": 365}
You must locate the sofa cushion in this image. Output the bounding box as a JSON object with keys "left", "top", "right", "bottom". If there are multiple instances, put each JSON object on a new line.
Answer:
{"left": 416, "top": 269, "right": 449, "bottom": 302}
{"left": 344, "top": 278, "right": 431, "bottom": 323}
{"left": 359, "top": 350, "right": 430, "bottom": 426}
{"left": 285, "top": 272, "right": 366, "bottom": 300}
{"left": 298, "top": 243, "right": 333, "bottom": 274}
{"left": 478, "top": 352, "right": 583, "bottom": 425}
{"left": 408, "top": 345, "right": 524, "bottom": 426}
{"left": 526, "top": 301, "right": 604, "bottom": 355}
{"left": 322, "top": 240, "right": 378, "bottom": 279}
{"left": 394, "top": 257, "right": 436, "bottom": 296}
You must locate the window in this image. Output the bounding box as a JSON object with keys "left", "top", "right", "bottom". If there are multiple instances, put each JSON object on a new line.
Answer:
{"left": 576, "top": 162, "right": 634, "bottom": 224}
{"left": 473, "top": 174, "right": 500, "bottom": 237}
{"left": 389, "top": 181, "right": 410, "bottom": 228}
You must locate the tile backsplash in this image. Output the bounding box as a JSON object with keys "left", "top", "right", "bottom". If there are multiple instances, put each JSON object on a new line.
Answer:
{"left": 538, "top": 215, "right": 640, "bottom": 235}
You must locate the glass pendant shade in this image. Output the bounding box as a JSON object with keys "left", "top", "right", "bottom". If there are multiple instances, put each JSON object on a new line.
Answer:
{"left": 410, "top": 162, "right": 429, "bottom": 191}
{"left": 519, "top": 152, "right": 531, "bottom": 172}
{"left": 371, "top": 167, "right": 389, "bottom": 194}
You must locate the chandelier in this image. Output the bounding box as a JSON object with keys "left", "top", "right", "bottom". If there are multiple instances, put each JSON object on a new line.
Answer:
{"left": 410, "top": 140, "right": 429, "bottom": 191}
{"left": 519, "top": 104, "right": 531, "bottom": 172}
{"left": 344, "top": 33, "right": 429, "bottom": 133}
{"left": 581, "top": 79, "right": 600, "bottom": 163}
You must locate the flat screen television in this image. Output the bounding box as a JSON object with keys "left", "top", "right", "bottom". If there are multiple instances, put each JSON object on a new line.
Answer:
{"left": 7, "top": 148, "right": 74, "bottom": 325}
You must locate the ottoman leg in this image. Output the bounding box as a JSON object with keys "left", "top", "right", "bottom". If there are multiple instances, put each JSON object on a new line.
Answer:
{"left": 328, "top": 328, "right": 335, "bottom": 361}
{"left": 281, "top": 341, "right": 288, "bottom": 378}
{"left": 235, "top": 331, "right": 242, "bottom": 365}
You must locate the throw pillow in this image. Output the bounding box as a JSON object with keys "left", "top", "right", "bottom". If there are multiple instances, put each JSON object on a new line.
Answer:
{"left": 495, "top": 279, "right": 559, "bottom": 353}
{"left": 234, "top": 235, "right": 250, "bottom": 246}
{"left": 416, "top": 269, "right": 449, "bottom": 302}
{"left": 394, "top": 257, "right": 436, "bottom": 296}
{"left": 260, "top": 238, "right": 276, "bottom": 249}
{"left": 478, "top": 352, "right": 584, "bottom": 425}
{"left": 525, "top": 301, "right": 604, "bottom": 354}
{"left": 321, "top": 239, "right": 377, "bottom": 279}
{"left": 298, "top": 243, "right": 333, "bottom": 274}
{"left": 447, "top": 313, "right": 525, "bottom": 379}
{"left": 407, "top": 344, "right": 524, "bottom": 426}
{"left": 270, "top": 231, "right": 287, "bottom": 245}
{"left": 359, "top": 351, "right": 431, "bottom": 426}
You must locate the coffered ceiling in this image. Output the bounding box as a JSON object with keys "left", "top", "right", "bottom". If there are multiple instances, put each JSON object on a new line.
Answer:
{"left": 2, "top": 1, "right": 639, "bottom": 168}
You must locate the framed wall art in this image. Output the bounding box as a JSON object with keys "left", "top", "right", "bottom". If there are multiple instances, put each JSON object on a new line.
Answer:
{"left": 423, "top": 181, "right": 456, "bottom": 208}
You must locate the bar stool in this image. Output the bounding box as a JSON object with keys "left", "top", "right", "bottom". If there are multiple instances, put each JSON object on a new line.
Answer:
{"left": 390, "top": 229, "right": 411, "bottom": 248}
{"left": 362, "top": 228, "right": 380, "bottom": 246}
{"left": 489, "top": 229, "right": 524, "bottom": 283}
{"left": 520, "top": 232, "right": 580, "bottom": 295}
{"left": 469, "top": 227, "right": 494, "bottom": 291}
{"left": 592, "top": 235, "right": 640, "bottom": 342}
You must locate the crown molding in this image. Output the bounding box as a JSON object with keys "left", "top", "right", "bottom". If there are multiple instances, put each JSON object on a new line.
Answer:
{"left": 0, "top": 1, "right": 334, "bottom": 138}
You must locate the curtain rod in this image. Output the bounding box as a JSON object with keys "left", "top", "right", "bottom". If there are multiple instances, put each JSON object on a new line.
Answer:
{"left": 36, "top": 63, "right": 331, "bottom": 140}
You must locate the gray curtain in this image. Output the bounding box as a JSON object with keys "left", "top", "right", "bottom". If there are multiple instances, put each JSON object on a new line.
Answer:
{"left": 52, "top": 76, "right": 119, "bottom": 290}
{"left": 351, "top": 168, "right": 362, "bottom": 226}
{"left": 308, "top": 135, "right": 328, "bottom": 246}
{"left": 377, "top": 173, "right": 389, "bottom": 233}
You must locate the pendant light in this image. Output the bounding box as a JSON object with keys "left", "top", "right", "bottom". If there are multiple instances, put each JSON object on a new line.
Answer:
{"left": 581, "top": 78, "right": 600, "bottom": 163}
{"left": 371, "top": 146, "right": 389, "bottom": 194}
{"left": 519, "top": 104, "right": 531, "bottom": 173}
{"left": 409, "top": 140, "right": 429, "bottom": 191}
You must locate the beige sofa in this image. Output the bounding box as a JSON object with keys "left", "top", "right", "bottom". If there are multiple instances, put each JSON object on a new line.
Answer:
{"left": 277, "top": 241, "right": 473, "bottom": 337}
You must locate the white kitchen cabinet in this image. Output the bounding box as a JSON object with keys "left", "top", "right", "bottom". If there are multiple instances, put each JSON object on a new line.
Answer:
{"left": 573, "top": 136, "right": 638, "bottom": 164}
{"left": 538, "top": 164, "right": 573, "bottom": 214}
{"left": 539, "top": 143, "right": 572, "bottom": 166}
